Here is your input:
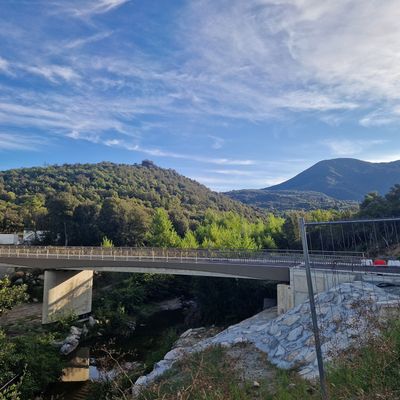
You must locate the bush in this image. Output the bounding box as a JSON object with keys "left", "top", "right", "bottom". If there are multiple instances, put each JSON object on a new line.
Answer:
{"left": 0, "top": 331, "right": 64, "bottom": 399}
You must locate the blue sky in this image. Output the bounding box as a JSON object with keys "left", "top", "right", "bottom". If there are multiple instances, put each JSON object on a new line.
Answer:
{"left": 1, "top": 0, "right": 400, "bottom": 191}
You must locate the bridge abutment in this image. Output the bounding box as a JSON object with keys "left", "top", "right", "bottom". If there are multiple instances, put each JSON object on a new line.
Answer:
{"left": 42, "top": 270, "right": 93, "bottom": 324}
{"left": 277, "top": 267, "right": 400, "bottom": 314}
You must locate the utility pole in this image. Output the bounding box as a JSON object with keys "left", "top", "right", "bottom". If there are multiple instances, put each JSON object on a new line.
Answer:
{"left": 299, "top": 217, "right": 328, "bottom": 400}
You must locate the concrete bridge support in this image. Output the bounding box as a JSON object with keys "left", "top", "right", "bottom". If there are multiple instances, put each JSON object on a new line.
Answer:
{"left": 42, "top": 270, "right": 93, "bottom": 324}
{"left": 277, "top": 267, "right": 400, "bottom": 314}
{"left": 277, "top": 268, "right": 359, "bottom": 314}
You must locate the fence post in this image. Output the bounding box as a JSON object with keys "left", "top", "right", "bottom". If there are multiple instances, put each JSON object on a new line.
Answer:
{"left": 299, "top": 217, "right": 328, "bottom": 400}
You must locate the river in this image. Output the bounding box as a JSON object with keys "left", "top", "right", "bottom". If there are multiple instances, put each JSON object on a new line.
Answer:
{"left": 45, "top": 308, "right": 186, "bottom": 400}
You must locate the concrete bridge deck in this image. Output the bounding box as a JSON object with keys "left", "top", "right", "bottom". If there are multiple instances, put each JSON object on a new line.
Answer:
{"left": 0, "top": 245, "right": 370, "bottom": 280}
{"left": 1, "top": 246, "right": 397, "bottom": 323}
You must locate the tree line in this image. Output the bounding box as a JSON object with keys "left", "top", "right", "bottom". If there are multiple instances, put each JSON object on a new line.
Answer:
{"left": 1, "top": 162, "right": 400, "bottom": 252}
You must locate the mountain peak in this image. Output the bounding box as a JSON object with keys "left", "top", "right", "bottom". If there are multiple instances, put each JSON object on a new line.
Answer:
{"left": 267, "top": 158, "right": 400, "bottom": 200}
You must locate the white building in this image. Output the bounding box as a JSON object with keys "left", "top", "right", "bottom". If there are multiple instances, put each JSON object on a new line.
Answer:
{"left": 0, "top": 234, "right": 19, "bottom": 245}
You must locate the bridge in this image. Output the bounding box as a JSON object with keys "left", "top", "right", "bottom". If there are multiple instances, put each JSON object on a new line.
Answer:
{"left": 0, "top": 245, "right": 398, "bottom": 323}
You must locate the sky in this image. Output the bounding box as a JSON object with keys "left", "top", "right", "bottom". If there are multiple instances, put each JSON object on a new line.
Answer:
{"left": 1, "top": 0, "right": 400, "bottom": 192}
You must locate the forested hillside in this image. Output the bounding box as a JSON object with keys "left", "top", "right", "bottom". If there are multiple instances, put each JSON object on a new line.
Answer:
{"left": 225, "top": 189, "right": 357, "bottom": 212}
{"left": 0, "top": 160, "right": 259, "bottom": 219}
{"left": 0, "top": 161, "right": 271, "bottom": 247}
{"left": 1, "top": 161, "right": 398, "bottom": 251}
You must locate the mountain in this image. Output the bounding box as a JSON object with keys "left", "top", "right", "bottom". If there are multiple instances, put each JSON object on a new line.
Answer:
{"left": 267, "top": 158, "right": 400, "bottom": 201}
{"left": 0, "top": 161, "right": 262, "bottom": 222}
{"left": 225, "top": 189, "right": 357, "bottom": 212}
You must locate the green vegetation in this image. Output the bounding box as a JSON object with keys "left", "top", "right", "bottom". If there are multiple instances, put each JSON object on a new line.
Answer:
{"left": 139, "top": 346, "right": 271, "bottom": 400}
{"left": 359, "top": 184, "right": 400, "bottom": 218}
{"left": 135, "top": 318, "right": 400, "bottom": 400}
{"left": 0, "top": 161, "right": 262, "bottom": 244}
{"left": 101, "top": 236, "right": 114, "bottom": 248}
{"left": 0, "top": 277, "right": 64, "bottom": 399}
{"left": 3, "top": 160, "right": 394, "bottom": 252}
{"left": 0, "top": 277, "right": 28, "bottom": 315}
{"left": 225, "top": 189, "right": 357, "bottom": 212}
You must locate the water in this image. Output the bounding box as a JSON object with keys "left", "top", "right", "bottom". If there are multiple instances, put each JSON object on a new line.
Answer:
{"left": 45, "top": 309, "right": 186, "bottom": 399}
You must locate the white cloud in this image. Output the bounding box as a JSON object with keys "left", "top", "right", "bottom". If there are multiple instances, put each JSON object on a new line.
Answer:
{"left": 359, "top": 106, "right": 400, "bottom": 127}
{"left": 364, "top": 154, "right": 400, "bottom": 163}
{"left": 323, "top": 139, "right": 386, "bottom": 157}
{"left": 191, "top": 175, "right": 285, "bottom": 191}
{"left": 58, "top": 0, "right": 130, "bottom": 18}
{"left": 64, "top": 31, "right": 113, "bottom": 49}
{"left": 23, "top": 64, "right": 80, "bottom": 83}
{"left": 208, "top": 169, "right": 254, "bottom": 176}
{"left": 0, "top": 133, "right": 45, "bottom": 151}
{"left": 208, "top": 135, "right": 225, "bottom": 149}
{"left": 180, "top": 0, "right": 400, "bottom": 122}
{"left": 104, "top": 139, "right": 255, "bottom": 166}
{"left": 0, "top": 57, "right": 10, "bottom": 74}
{"left": 2, "top": 0, "right": 400, "bottom": 172}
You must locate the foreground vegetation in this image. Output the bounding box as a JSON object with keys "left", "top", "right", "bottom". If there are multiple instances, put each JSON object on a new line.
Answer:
{"left": 0, "top": 277, "right": 64, "bottom": 399}
{"left": 137, "top": 318, "right": 400, "bottom": 400}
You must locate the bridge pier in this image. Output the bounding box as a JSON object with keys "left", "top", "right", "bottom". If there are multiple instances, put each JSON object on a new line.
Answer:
{"left": 42, "top": 270, "right": 93, "bottom": 324}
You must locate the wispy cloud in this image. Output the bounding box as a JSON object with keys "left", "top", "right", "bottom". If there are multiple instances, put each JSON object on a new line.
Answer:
{"left": 1, "top": 0, "right": 400, "bottom": 177}
{"left": 104, "top": 139, "right": 255, "bottom": 166}
{"left": 55, "top": 0, "right": 130, "bottom": 18}
{"left": 181, "top": 0, "right": 400, "bottom": 123}
{"left": 23, "top": 64, "right": 80, "bottom": 83}
{"left": 191, "top": 175, "right": 285, "bottom": 192}
{"left": 64, "top": 31, "right": 113, "bottom": 49}
{"left": 0, "top": 57, "right": 10, "bottom": 74}
{"left": 208, "top": 135, "right": 225, "bottom": 149}
{"left": 323, "top": 139, "right": 387, "bottom": 157}
{"left": 0, "top": 133, "right": 46, "bottom": 151}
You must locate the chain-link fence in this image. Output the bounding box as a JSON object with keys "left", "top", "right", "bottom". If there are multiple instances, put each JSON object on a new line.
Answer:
{"left": 299, "top": 217, "right": 400, "bottom": 399}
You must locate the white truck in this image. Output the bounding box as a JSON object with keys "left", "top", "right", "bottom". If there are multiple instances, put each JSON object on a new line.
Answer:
{"left": 0, "top": 234, "right": 19, "bottom": 245}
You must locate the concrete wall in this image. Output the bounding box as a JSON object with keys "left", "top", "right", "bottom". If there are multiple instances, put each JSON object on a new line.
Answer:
{"left": 276, "top": 266, "right": 400, "bottom": 314}
{"left": 0, "top": 264, "right": 16, "bottom": 278}
{"left": 42, "top": 270, "right": 93, "bottom": 324}
{"left": 290, "top": 267, "right": 359, "bottom": 308}
{"left": 277, "top": 284, "right": 293, "bottom": 314}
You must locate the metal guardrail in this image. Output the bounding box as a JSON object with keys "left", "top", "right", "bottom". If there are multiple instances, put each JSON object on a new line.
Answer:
{"left": 0, "top": 245, "right": 365, "bottom": 267}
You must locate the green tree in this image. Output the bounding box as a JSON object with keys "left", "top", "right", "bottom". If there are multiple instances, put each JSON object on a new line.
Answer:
{"left": 180, "top": 231, "right": 198, "bottom": 248}
{"left": 47, "top": 192, "right": 78, "bottom": 246}
{"left": 99, "top": 198, "right": 150, "bottom": 246}
{"left": 101, "top": 236, "right": 114, "bottom": 248}
{"left": 0, "top": 277, "right": 28, "bottom": 315}
{"left": 71, "top": 202, "right": 101, "bottom": 245}
{"left": 21, "top": 195, "right": 47, "bottom": 234}
{"left": 149, "top": 208, "right": 180, "bottom": 247}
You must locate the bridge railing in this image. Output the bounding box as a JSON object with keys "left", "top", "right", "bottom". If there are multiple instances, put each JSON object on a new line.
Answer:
{"left": 0, "top": 245, "right": 364, "bottom": 266}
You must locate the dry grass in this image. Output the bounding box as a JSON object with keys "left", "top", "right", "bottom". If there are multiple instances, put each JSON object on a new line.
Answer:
{"left": 138, "top": 346, "right": 272, "bottom": 400}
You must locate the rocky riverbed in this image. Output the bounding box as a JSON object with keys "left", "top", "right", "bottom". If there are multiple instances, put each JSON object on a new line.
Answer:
{"left": 133, "top": 281, "right": 400, "bottom": 394}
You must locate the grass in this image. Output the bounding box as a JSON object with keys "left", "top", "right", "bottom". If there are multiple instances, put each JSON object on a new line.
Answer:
{"left": 139, "top": 346, "right": 271, "bottom": 400}
{"left": 136, "top": 319, "right": 400, "bottom": 400}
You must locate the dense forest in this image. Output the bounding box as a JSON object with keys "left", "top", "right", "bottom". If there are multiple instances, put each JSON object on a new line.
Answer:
{"left": 0, "top": 161, "right": 399, "bottom": 251}
{"left": 0, "top": 161, "right": 263, "bottom": 246}
{"left": 225, "top": 188, "right": 357, "bottom": 212}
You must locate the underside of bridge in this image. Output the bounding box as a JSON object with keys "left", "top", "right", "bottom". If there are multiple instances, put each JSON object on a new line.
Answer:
{"left": 0, "top": 256, "right": 291, "bottom": 324}
{"left": 3, "top": 256, "right": 399, "bottom": 323}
